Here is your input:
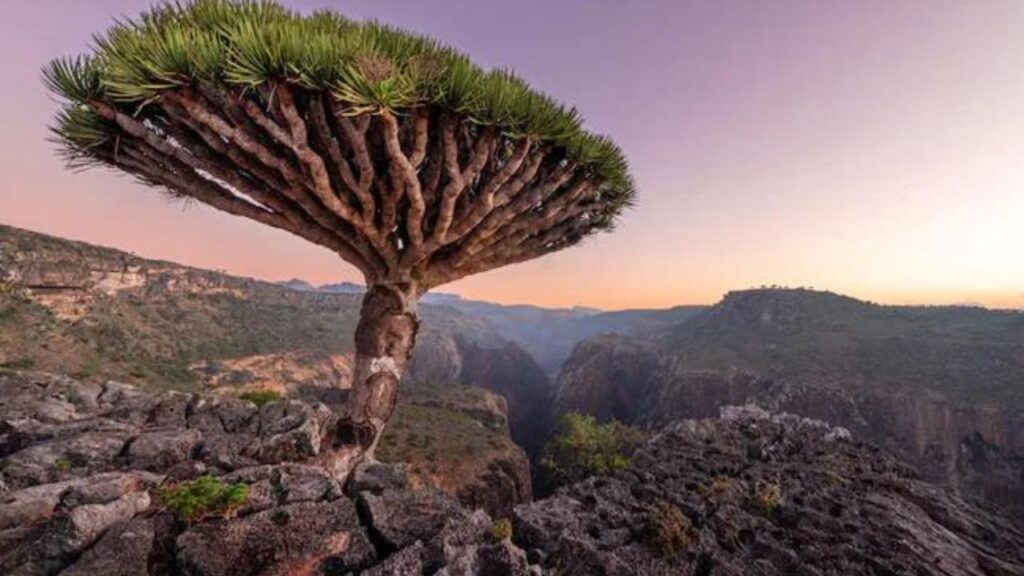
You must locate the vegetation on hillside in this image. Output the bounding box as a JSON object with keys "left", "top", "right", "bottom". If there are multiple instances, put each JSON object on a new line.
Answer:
{"left": 376, "top": 381, "right": 518, "bottom": 481}
{"left": 0, "top": 225, "right": 496, "bottom": 390}
{"left": 538, "top": 412, "right": 646, "bottom": 492}
{"left": 667, "top": 288, "right": 1024, "bottom": 407}
{"left": 238, "top": 389, "right": 283, "bottom": 407}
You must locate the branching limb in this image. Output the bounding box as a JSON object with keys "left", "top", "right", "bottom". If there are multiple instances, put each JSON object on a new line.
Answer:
{"left": 331, "top": 106, "right": 377, "bottom": 223}
{"left": 443, "top": 137, "right": 533, "bottom": 244}
{"left": 157, "top": 94, "right": 387, "bottom": 276}
{"left": 273, "top": 84, "right": 366, "bottom": 229}
{"left": 380, "top": 110, "right": 427, "bottom": 261}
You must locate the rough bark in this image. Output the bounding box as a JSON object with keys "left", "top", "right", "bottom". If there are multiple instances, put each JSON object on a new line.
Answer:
{"left": 331, "top": 282, "right": 420, "bottom": 476}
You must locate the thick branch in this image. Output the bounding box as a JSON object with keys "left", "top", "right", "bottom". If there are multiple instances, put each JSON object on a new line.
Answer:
{"left": 331, "top": 108, "right": 377, "bottom": 223}
{"left": 434, "top": 160, "right": 578, "bottom": 272}
{"left": 444, "top": 137, "right": 533, "bottom": 244}
{"left": 419, "top": 122, "right": 496, "bottom": 265}
{"left": 380, "top": 110, "right": 426, "bottom": 260}
{"left": 425, "top": 209, "right": 594, "bottom": 287}
{"left": 273, "top": 84, "right": 366, "bottom": 230}
{"left": 159, "top": 93, "right": 387, "bottom": 276}
{"left": 307, "top": 94, "right": 363, "bottom": 205}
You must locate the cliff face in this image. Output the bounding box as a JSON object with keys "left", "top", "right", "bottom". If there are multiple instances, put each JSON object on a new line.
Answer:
{"left": 555, "top": 289, "right": 1024, "bottom": 519}
{"left": 552, "top": 335, "right": 661, "bottom": 424}
{"left": 455, "top": 337, "right": 552, "bottom": 458}
{"left": 376, "top": 381, "right": 532, "bottom": 519}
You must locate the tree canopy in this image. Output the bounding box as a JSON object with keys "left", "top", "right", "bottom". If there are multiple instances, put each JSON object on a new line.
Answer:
{"left": 44, "top": 0, "right": 635, "bottom": 287}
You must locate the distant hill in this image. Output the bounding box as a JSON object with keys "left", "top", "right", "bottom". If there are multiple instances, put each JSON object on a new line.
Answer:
{"left": 555, "top": 287, "right": 1024, "bottom": 518}
{"left": 668, "top": 288, "right": 1024, "bottom": 407}
{"left": 0, "top": 223, "right": 517, "bottom": 389}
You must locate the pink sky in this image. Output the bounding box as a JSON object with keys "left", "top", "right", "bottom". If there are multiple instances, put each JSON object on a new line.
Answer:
{"left": 2, "top": 1, "right": 1023, "bottom": 309}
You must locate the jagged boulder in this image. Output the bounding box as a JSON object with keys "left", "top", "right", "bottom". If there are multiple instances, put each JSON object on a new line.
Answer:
{"left": 176, "top": 499, "right": 377, "bottom": 575}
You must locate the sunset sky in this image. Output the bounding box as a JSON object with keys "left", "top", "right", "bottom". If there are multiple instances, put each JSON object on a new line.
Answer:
{"left": 2, "top": 1, "right": 1023, "bottom": 310}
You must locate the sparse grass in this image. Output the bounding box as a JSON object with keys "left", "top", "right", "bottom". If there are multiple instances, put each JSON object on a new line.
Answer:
{"left": 752, "top": 482, "right": 782, "bottom": 516}
{"left": 238, "top": 389, "right": 283, "bottom": 407}
{"left": 160, "top": 476, "right": 249, "bottom": 522}
{"left": 646, "top": 502, "right": 697, "bottom": 557}
{"left": 376, "top": 383, "right": 515, "bottom": 477}
{"left": 489, "top": 518, "right": 513, "bottom": 542}
{"left": 1, "top": 357, "right": 36, "bottom": 370}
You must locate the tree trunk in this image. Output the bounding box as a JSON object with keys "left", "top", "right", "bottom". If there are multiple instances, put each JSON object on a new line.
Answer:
{"left": 330, "top": 281, "right": 420, "bottom": 479}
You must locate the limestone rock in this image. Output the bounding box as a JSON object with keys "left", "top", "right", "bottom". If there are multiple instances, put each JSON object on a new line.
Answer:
{"left": 59, "top": 517, "right": 156, "bottom": 576}
{"left": 175, "top": 499, "right": 375, "bottom": 576}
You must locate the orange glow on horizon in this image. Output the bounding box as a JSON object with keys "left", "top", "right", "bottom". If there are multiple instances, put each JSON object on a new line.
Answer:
{"left": 2, "top": 1, "right": 1023, "bottom": 313}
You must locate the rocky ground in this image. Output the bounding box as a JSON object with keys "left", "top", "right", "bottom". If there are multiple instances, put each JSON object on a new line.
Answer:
{"left": 518, "top": 405, "right": 1024, "bottom": 575}
{"left": 3, "top": 371, "right": 1024, "bottom": 575}
{"left": 555, "top": 331, "right": 1024, "bottom": 520}
{"left": 0, "top": 370, "right": 534, "bottom": 575}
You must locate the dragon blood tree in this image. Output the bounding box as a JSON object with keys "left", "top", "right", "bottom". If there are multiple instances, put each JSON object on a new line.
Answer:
{"left": 45, "top": 0, "right": 635, "bottom": 477}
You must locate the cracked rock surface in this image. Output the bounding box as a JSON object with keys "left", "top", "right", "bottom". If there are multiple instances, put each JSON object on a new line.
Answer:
{"left": 0, "top": 371, "right": 535, "bottom": 575}
{"left": 513, "top": 406, "right": 1024, "bottom": 576}
{"left": 3, "top": 371, "right": 1024, "bottom": 575}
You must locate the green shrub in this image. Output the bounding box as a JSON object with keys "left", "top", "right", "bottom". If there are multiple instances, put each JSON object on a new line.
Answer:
{"left": 489, "top": 518, "right": 513, "bottom": 542}
{"left": 238, "top": 390, "right": 283, "bottom": 407}
{"left": 539, "top": 412, "right": 646, "bottom": 490}
{"left": 53, "top": 457, "right": 72, "bottom": 472}
{"left": 646, "top": 502, "right": 696, "bottom": 557}
{"left": 160, "top": 476, "right": 249, "bottom": 522}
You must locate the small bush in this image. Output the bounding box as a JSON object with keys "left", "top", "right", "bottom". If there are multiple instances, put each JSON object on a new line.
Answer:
{"left": 539, "top": 412, "right": 646, "bottom": 491}
{"left": 238, "top": 390, "right": 283, "bottom": 407}
{"left": 646, "top": 502, "right": 696, "bottom": 557}
{"left": 712, "top": 476, "right": 731, "bottom": 493}
{"left": 160, "top": 476, "right": 249, "bottom": 522}
{"left": 53, "top": 457, "right": 72, "bottom": 471}
{"left": 489, "top": 518, "right": 513, "bottom": 542}
{"left": 752, "top": 482, "right": 782, "bottom": 515}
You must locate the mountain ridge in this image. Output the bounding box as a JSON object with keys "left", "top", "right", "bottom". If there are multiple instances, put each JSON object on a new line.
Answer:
{"left": 556, "top": 287, "right": 1024, "bottom": 519}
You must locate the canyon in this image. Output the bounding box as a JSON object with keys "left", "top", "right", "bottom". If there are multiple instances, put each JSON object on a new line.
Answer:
{"left": 556, "top": 289, "right": 1024, "bottom": 518}
{"left": 3, "top": 222, "right": 1024, "bottom": 560}
{"left": 3, "top": 371, "right": 1023, "bottom": 575}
